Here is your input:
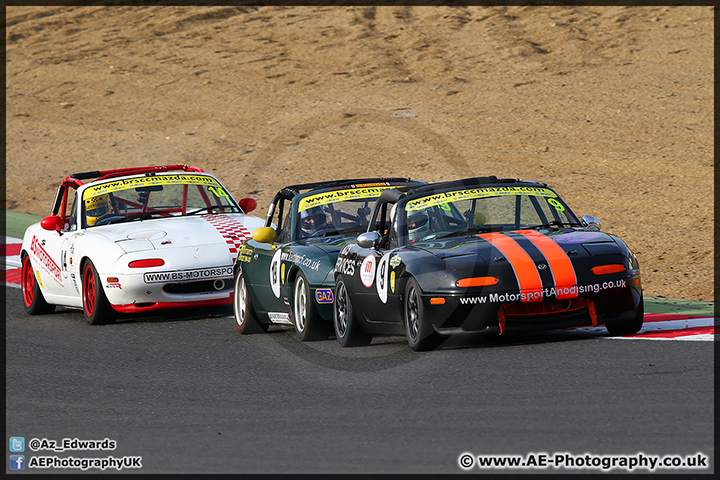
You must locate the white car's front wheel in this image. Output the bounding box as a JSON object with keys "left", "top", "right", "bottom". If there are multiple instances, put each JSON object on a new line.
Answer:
{"left": 82, "top": 260, "right": 116, "bottom": 325}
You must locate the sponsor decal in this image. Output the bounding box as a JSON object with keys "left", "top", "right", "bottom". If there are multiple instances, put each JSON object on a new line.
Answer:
{"left": 458, "top": 279, "right": 627, "bottom": 305}
{"left": 280, "top": 251, "right": 321, "bottom": 271}
{"left": 84, "top": 174, "right": 221, "bottom": 198}
{"left": 360, "top": 254, "right": 376, "bottom": 288}
{"left": 236, "top": 244, "right": 254, "bottom": 263}
{"left": 30, "top": 235, "right": 63, "bottom": 285}
{"left": 389, "top": 255, "right": 402, "bottom": 268}
{"left": 353, "top": 182, "right": 387, "bottom": 187}
{"left": 315, "top": 288, "right": 334, "bottom": 304}
{"left": 281, "top": 262, "right": 286, "bottom": 284}
{"left": 106, "top": 281, "right": 122, "bottom": 289}
{"left": 406, "top": 186, "right": 557, "bottom": 211}
{"left": 143, "top": 266, "right": 233, "bottom": 283}
{"left": 335, "top": 255, "right": 355, "bottom": 276}
{"left": 268, "top": 312, "right": 292, "bottom": 325}
{"left": 298, "top": 186, "right": 396, "bottom": 212}
{"left": 577, "top": 280, "right": 627, "bottom": 294}
{"left": 390, "top": 270, "right": 396, "bottom": 293}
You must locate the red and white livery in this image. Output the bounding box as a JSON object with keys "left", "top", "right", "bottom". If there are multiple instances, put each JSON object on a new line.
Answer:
{"left": 20, "top": 165, "right": 264, "bottom": 324}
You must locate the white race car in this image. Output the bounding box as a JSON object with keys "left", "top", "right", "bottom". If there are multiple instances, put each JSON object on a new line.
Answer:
{"left": 20, "top": 164, "right": 264, "bottom": 324}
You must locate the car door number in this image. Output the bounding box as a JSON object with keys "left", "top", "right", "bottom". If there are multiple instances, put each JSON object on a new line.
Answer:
{"left": 376, "top": 254, "right": 390, "bottom": 303}
{"left": 270, "top": 249, "right": 282, "bottom": 298}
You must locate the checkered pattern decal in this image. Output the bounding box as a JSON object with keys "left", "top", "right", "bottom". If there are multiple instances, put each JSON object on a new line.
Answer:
{"left": 204, "top": 215, "right": 252, "bottom": 263}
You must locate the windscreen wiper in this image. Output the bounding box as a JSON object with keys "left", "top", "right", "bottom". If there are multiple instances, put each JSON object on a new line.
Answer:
{"left": 433, "top": 225, "right": 502, "bottom": 239}
{"left": 526, "top": 220, "right": 582, "bottom": 230}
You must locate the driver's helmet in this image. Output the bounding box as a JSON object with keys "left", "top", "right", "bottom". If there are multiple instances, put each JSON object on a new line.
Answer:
{"left": 85, "top": 194, "right": 111, "bottom": 227}
{"left": 299, "top": 206, "right": 327, "bottom": 237}
{"left": 406, "top": 211, "right": 430, "bottom": 242}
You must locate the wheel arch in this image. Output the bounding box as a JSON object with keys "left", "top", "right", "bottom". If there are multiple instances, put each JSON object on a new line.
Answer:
{"left": 79, "top": 256, "right": 108, "bottom": 296}
{"left": 79, "top": 255, "right": 93, "bottom": 278}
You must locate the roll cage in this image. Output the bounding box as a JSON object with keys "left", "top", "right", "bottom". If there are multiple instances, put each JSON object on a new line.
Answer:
{"left": 41, "top": 165, "right": 255, "bottom": 233}
{"left": 49, "top": 165, "right": 204, "bottom": 218}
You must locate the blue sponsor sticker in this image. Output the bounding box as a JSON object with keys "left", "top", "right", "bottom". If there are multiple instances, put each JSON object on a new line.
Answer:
{"left": 10, "top": 455, "right": 25, "bottom": 470}
{"left": 315, "top": 288, "right": 334, "bottom": 304}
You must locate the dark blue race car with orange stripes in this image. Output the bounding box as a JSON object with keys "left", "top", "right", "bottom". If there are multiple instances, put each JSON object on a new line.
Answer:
{"left": 333, "top": 176, "right": 643, "bottom": 351}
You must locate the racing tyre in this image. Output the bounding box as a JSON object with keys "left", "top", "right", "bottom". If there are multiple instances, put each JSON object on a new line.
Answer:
{"left": 21, "top": 253, "right": 55, "bottom": 315}
{"left": 234, "top": 268, "right": 268, "bottom": 334}
{"left": 293, "top": 272, "right": 328, "bottom": 341}
{"left": 404, "top": 278, "right": 441, "bottom": 351}
{"left": 334, "top": 278, "right": 372, "bottom": 347}
{"left": 605, "top": 297, "right": 644, "bottom": 336}
{"left": 82, "top": 260, "right": 116, "bottom": 325}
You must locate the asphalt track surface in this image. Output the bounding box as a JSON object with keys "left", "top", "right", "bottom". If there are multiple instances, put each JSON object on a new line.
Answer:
{"left": 4, "top": 285, "right": 714, "bottom": 475}
{"left": 3, "top": 212, "right": 715, "bottom": 474}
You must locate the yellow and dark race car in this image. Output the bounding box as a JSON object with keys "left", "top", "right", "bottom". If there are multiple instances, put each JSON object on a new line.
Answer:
{"left": 333, "top": 176, "right": 644, "bottom": 351}
{"left": 233, "top": 177, "right": 427, "bottom": 340}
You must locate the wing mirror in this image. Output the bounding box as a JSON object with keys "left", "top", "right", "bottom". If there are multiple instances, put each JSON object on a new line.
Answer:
{"left": 239, "top": 197, "right": 257, "bottom": 214}
{"left": 581, "top": 215, "right": 601, "bottom": 231}
{"left": 40, "top": 215, "right": 63, "bottom": 232}
{"left": 357, "top": 231, "right": 382, "bottom": 249}
{"left": 252, "top": 227, "right": 276, "bottom": 244}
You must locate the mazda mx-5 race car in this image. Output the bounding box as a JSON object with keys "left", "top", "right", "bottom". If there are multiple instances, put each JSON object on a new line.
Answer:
{"left": 333, "top": 176, "right": 644, "bottom": 351}
{"left": 20, "top": 164, "right": 264, "bottom": 324}
{"left": 233, "top": 178, "right": 426, "bottom": 340}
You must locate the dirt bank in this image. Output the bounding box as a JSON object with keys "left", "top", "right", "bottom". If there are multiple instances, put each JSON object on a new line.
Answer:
{"left": 5, "top": 5, "right": 714, "bottom": 300}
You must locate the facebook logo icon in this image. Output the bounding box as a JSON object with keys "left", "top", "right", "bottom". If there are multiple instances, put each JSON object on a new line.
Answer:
{"left": 10, "top": 455, "right": 25, "bottom": 470}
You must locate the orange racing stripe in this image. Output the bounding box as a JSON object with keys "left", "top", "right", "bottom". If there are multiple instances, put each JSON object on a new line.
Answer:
{"left": 477, "top": 232, "right": 542, "bottom": 302}
{"left": 513, "top": 230, "right": 578, "bottom": 300}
